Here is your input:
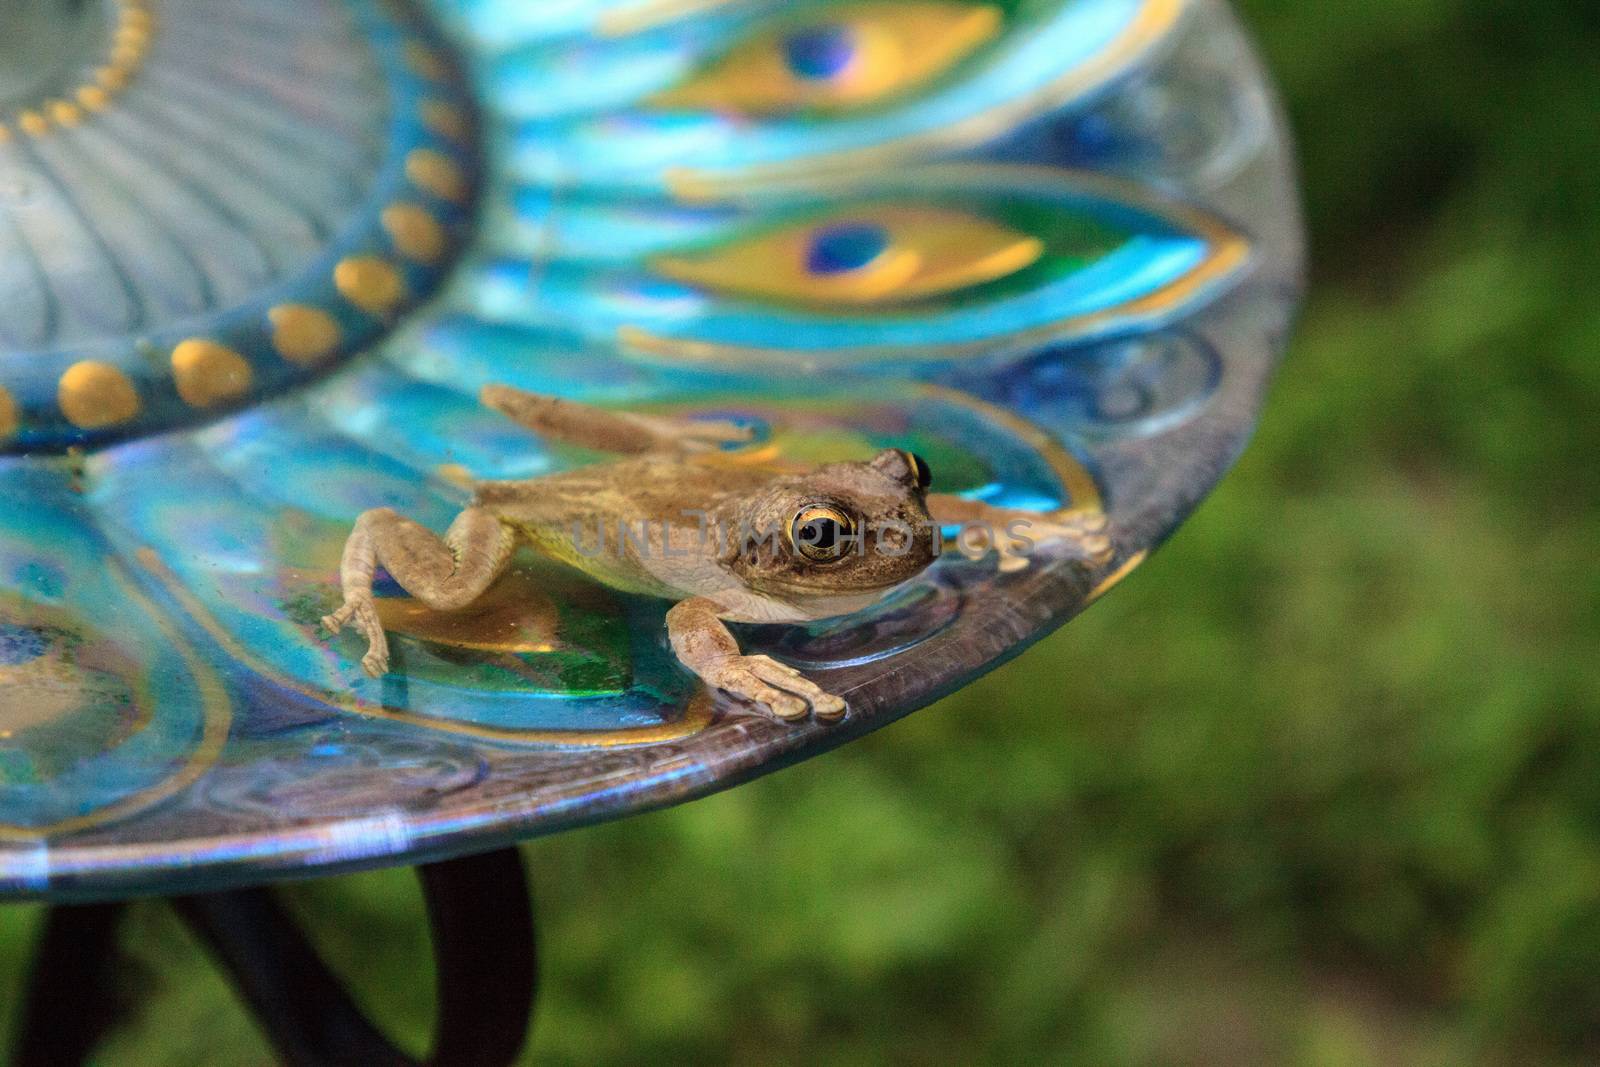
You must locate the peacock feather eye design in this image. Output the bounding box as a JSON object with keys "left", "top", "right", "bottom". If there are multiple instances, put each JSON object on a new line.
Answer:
{"left": 650, "top": 204, "right": 1044, "bottom": 307}
{"left": 502, "top": 0, "right": 1189, "bottom": 190}
{"left": 649, "top": 2, "right": 1003, "bottom": 116}
{"left": 468, "top": 164, "right": 1251, "bottom": 364}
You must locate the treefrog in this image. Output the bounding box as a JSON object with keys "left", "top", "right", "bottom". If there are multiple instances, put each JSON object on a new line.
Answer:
{"left": 323, "top": 385, "right": 1111, "bottom": 721}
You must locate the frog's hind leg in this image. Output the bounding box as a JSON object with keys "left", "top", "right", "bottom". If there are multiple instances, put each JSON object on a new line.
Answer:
{"left": 480, "top": 384, "right": 752, "bottom": 454}
{"left": 322, "top": 507, "right": 515, "bottom": 677}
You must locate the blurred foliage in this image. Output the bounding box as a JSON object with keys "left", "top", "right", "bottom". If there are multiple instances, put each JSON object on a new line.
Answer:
{"left": 3, "top": 0, "right": 1599, "bottom": 1062}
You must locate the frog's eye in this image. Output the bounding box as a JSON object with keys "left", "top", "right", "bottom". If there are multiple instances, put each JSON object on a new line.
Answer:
{"left": 905, "top": 451, "right": 932, "bottom": 490}
{"left": 650, "top": 3, "right": 1002, "bottom": 117}
{"left": 790, "top": 504, "right": 856, "bottom": 563}
{"left": 650, "top": 205, "right": 1042, "bottom": 309}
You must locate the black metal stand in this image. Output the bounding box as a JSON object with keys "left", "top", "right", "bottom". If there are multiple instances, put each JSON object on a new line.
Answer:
{"left": 12, "top": 848, "right": 537, "bottom": 1067}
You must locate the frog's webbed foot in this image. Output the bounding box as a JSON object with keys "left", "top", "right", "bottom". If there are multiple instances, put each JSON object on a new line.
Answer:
{"left": 998, "top": 510, "right": 1113, "bottom": 573}
{"left": 928, "top": 494, "right": 1112, "bottom": 574}
{"left": 321, "top": 596, "right": 390, "bottom": 677}
{"left": 699, "top": 654, "right": 847, "bottom": 722}
{"left": 666, "top": 596, "right": 846, "bottom": 723}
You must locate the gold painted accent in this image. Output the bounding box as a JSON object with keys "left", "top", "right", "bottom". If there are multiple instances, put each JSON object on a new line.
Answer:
{"left": 667, "top": 0, "right": 1189, "bottom": 190}
{"left": 406, "top": 148, "right": 467, "bottom": 202}
{"left": 382, "top": 202, "right": 447, "bottom": 263}
{"left": 404, "top": 40, "right": 448, "bottom": 81}
{"left": 115, "top": 24, "right": 150, "bottom": 49}
{"left": 918, "top": 383, "right": 1103, "bottom": 514}
{"left": 47, "top": 100, "right": 82, "bottom": 127}
{"left": 375, "top": 569, "right": 561, "bottom": 654}
{"left": 0, "top": 387, "right": 16, "bottom": 440}
{"left": 435, "top": 463, "right": 475, "bottom": 489}
{"left": 651, "top": 205, "right": 1043, "bottom": 308}
{"left": 269, "top": 304, "right": 342, "bottom": 365}
{"left": 628, "top": 163, "right": 1250, "bottom": 366}
{"left": 4, "top": 0, "right": 154, "bottom": 136}
{"left": 652, "top": 2, "right": 1001, "bottom": 117}
{"left": 335, "top": 256, "right": 408, "bottom": 315}
{"left": 0, "top": 561, "right": 233, "bottom": 842}
{"left": 356, "top": 689, "right": 717, "bottom": 747}
{"left": 420, "top": 99, "right": 470, "bottom": 142}
{"left": 137, "top": 548, "right": 716, "bottom": 748}
{"left": 58, "top": 361, "right": 140, "bottom": 428}
{"left": 171, "top": 339, "right": 253, "bottom": 408}
{"left": 597, "top": 0, "right": 737, "bottom": 37}
{"left": 1086, "top": 549, "right": 1147, "bottom": 602}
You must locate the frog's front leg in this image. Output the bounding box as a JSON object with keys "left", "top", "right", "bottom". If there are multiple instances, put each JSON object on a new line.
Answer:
{"left": 666, "top": 597, "right": 846, "bottom": 722}
{"left": 927, "top": 494, "right": 1113, "bottom": 573}
{"left": 322, "top": 506, "right": 515, "bottom": 677}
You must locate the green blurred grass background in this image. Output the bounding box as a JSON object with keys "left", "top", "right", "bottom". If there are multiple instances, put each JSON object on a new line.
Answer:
{"left": 5, "top": 0, "right": 1599, "bottom": 1062}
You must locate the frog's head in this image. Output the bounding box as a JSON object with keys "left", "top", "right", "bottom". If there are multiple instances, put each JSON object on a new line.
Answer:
{"left": 724, "top": 449, "right": 939, "bottom": 604}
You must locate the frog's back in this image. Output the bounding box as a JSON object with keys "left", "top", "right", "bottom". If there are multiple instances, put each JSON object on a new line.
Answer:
{"left": 472, "top": 454, "right": 775, "bottom": 597}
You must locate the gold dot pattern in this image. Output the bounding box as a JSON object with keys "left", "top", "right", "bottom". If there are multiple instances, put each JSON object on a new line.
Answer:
{"left": 404, "top": 41, "right": 448, "bottom": 81}
{"left": 58, "top": 361, "right": 141, "bottom": 428}
{"left": 171, "top": 340, "right": 253, "bottom": 408}
{"left": 4, "top": 0, "right": 153, "bottom": 139}
{"left": 406, "top": 149, "right": 468, "bottom": 202}
{"left": 268, "top": 305, "right": 343, "bottom": 365}
{"left": 420, "top": 100, "right": 470, "bottom": 143}
{"left": 382, "top": 203, "right": 447, "bottom": 263}
{"left": 335, "top": 256, "right": 409, "bottom": 315}
{"left": 0, "top": 13, "right": 477, "bottom": 446}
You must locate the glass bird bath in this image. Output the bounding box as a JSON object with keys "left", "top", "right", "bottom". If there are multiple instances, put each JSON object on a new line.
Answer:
{"left": 0, "top": 0, "right": 1302, "bottom": 903}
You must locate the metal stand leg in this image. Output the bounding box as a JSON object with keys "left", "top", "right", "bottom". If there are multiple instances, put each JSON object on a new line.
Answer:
{"left": 13, "top": 901, "right": 129, "bottom": 1067}
{"left": 11, "top": 848, "right": 537, "bottom": 1067}
{"left": 418, "top": 850, "right": 538, "bottom": 1067}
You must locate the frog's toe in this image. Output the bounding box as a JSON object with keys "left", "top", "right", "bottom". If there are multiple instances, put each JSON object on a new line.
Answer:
{"left": 1085, "top": 535, "right": 1114, "bottom": 564}
{"left": 1073, "top": 512, "right": 1110, "bottom": 535}
{"left": 997, "top": 551, "right": 1031, "bottom": 574}
{"left": 690, "top": 418, "right": 755, "bottom": 446}
{"left": 708, "top": 655, "right": 845, "bottom": 722}
{"left": 765, "top": 689, "right": 811, "bottom": 721}
{"left": 749, "top": 655, "right": 845, "bottom": 720}
{"left": 1026, "top": 515, "right": 1115, "bottom": 566}
{"left": 361, "top": 646, "right": 390, "bottom": 678}
{"left": 325, "top": 597, "right": 389, "bottom": 677}
{"left": 321, "top": 602, "right": 355, "bottom": 634}
{"left": 809, "top": 689, "right": 847, "bottom": 721}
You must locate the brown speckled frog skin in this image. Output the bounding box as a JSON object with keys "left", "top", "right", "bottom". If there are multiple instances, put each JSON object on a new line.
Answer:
{"left": 323, "top": 385, "right": 1110, "bottom": 721}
